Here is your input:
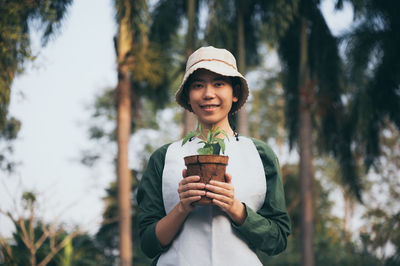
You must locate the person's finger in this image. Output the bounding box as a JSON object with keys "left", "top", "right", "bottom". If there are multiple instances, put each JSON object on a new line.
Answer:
{"left": 180, "top": 196, "right": 201, "bottom": 212}
{"left": 225, "top": 172, "right": 232, "bottom": 184}
{"left": 178, "top": 180, "right": 205, "bottom": 193}
{"left": 211, "top": 198, "right": 231, "bottom": 210}
{"left": 180, "top": 175, "right": 201, "bottom": 185}
{"left": 206, "top": 190, "right": 229, "bottom": 201}
{"left": 184, "top": 195, "right": 202, "bottom": 203}
{"left": 182, "top": 169, "right": 187, "bottom": 178}
{"left": 181, "top": 189, "right": 206, "bottom": 199}
{"left": 206, "top": 181, "right": 233, "bottom": 196}
{"left": 205, "top": 184, "right": 231, "bottom": 197}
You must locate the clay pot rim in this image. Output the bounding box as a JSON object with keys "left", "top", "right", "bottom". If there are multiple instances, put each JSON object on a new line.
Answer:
{"left": 184, "top": 154, "right": 229, "bottom": 165}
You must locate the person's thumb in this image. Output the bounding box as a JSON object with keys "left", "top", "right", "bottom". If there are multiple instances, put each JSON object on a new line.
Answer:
{"left": 225, "top": 172, "right": 232, "bottom": 183}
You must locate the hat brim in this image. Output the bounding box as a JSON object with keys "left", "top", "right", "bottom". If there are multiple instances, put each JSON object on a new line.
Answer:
{"left": 175, "top": 60, "right": 249, "bottom": 113}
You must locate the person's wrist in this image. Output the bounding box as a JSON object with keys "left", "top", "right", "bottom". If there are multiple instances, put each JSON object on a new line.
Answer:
{"left": 230, "top": 200, "right": 247, "bottom": 226}
{"left": 177, "top": 201, "right": 191, "bottom": 216}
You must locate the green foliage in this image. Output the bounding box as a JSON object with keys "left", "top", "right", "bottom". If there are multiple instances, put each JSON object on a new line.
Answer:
{"left": 257, "top": 0, "right": 298, "bottom": 45}
{"left": 0, "top": 221, "right": 105, "bottom": 266}
{"left": 277, "top": 0, "right": 364, "bottom": 200}
{"left": 204, "top": 0, "right": 260, "bottom": 69}
{"left": 342, "top": 0, "right": 400, "bottom": 172}
{"left": 182, "top": 125, "right": 229, "bottom": 155}
{"left": 0, "top": 0, "right": 73, "bottom": 131}
{"left": 95, "top": 177, "right": 151, "bottom": 265}
{"left": 150, "top": 0, "right": 187, "bottom": 45}
{"left": 81, "top": 85, "right": 166, "bottom": 168}
{"left": 0, "top": 191, "right": 105, "bottom": 266}
{"left": 149, "top": 0, "right": 202, "bottom": 111}
{"left": 0, "top": 0, "right": 71, "bottom": 175}
{"left": 0, "top": 117, "right": 21, "bottom": 173}
{"left": 256, "top": 163, "right": 382, "bottom": 266}
{"left": 248, "top": 53, "right": 286, "bottom": 142}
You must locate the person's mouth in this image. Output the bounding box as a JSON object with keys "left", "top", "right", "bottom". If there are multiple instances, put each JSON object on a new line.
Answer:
{"left": 200, "top": 104, "right": 220, "bottom": 111}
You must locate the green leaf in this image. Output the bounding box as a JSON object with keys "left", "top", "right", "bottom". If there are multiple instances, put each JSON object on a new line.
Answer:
{"left": 207, "top": 129, "right": 212, "bottom": 143}
{"left": 182, "top": 131, "right": 196, "bottom": 146}
{"left": 199, "top": 124, "right": 203, "bottom": 138}
{"left": 191, "top": 125, "right": 230, "bottom": 155}
{"left": 198, "top": 146, "right": 213, "bottom": 155}
{"left": 217, "top": 138, "right": 226, "bottom": 154}
{"left": 221, "top": 130, "right": 229, "bottom": 140}
{"left": 213, "top": 127, "right": 220, "bottom": 138}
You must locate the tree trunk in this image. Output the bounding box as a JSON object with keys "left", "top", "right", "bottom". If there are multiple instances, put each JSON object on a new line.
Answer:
{"left": 116, "top": 3, "right": 133, "bottom": 265}
{"left": 30, "top": 248, "right": 36, "bottom": 266}
{"left": 298, "top": 17, "right": 315, "bottom": 266}
{"left": 236, "top": 6, "right": 249, "bottom": 136}
{"left": 182, "top": 0, "right": 197, "bottom": 136}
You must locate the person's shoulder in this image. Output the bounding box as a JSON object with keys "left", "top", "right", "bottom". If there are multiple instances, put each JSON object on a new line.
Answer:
{"left": 144, "top": 143, "right": 174, "bottom": 174}
{"left": 150, "top": 142, "right": 173, "bottom": 159}
{"left": 244, "top": 137, "right": 277, "bottom": 158}
{"left": 149, "top": 139, "right": 184, "bottom": 160}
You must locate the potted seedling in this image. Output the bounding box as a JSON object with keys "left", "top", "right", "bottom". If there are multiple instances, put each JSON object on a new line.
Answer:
{"left": 182, "top": 125, "right": 229, "bottom": 205}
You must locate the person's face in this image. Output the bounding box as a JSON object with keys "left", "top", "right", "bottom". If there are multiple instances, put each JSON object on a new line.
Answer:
{"left": 187, "top": 69, "right": 238, "bottom": 128}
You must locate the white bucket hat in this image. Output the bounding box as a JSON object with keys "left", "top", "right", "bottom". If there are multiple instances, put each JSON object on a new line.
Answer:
{"left": 175, "top": 46, "right": 249, "bottom": 113}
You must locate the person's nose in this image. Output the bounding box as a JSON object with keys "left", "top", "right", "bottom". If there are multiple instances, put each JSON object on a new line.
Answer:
{"left": 202, "top": 83, "right": 215, "bottom": 99}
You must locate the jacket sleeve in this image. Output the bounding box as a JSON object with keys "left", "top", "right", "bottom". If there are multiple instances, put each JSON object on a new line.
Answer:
{"left": 137, "top": 144, "right": 171, "bottom": 259}
{"left": 232, "top": 138, "right": 291, "bottom": 255}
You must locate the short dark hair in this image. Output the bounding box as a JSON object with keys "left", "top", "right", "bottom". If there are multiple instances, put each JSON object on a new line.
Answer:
{"left": 230, "top": 77, "right": 241, "bottom": 113}
{"left": 182, "top": 73, "right": 242, "bottom": 114}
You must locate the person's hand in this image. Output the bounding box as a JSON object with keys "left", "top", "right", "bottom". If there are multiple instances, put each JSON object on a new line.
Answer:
{"left": 177, "top": 169, "right": 206, "bottom": 214}
{"left": 205, "top": 173, "right": 247, "bottom": 225}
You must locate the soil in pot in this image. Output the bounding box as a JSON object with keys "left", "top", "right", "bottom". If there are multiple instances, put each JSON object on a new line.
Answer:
{"left": 184, "top": 155, "right": 229, "bottom": 205}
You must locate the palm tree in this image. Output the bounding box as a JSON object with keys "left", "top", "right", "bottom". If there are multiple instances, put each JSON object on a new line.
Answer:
{"left": 0, "top": 0, "right": 72, "bottom": 174}
{"left": 205, "top": 0, "right": 261, "bottom": 134}
{"left": 205, "top": 0, "right": 297, "bottom": 135}
{"left": 113, "top": 1, "right": 167, "bottom": 264}
{"left": 0, "top": 0, "right": 73, "bottom": 130}
{"left": 278, "top": 0, "right": 350, "bottom": 264}
{"left": 235, "top": 0, "right": 249, "bottom": 135}
{"left": 150, "top": 0, "right": 203, "bottom": 136}
{"left": 114, "top": 1, "right": 133, "bottom": 263}
{"left": 183, "top": 0, "right": 198, "bottom": 134}
{"left": 343, "top": 0, "right": 400, "bottom": 172}
{"left": 113, "top": 1, "right": 148, "bottom": 265}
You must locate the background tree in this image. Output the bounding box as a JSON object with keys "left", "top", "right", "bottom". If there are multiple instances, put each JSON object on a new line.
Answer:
{"left": 205, "top": 0, "right": 260, "bottom": 134}
{"left": 75, "top": 1, "right": 399, "bottom": 265}
{"left": 277, "top": 0, "right": 354, "bottom": 264}
{"left": 0, "top": 0, "right": 73, "bottom": 175}
{"left": 205, "top": 0, "right": 297, "bottom": 134}
{"left": 342, "top": 0, "right": 400, "bottom": 173}
{"left": 0, "top": 0, "right": 72, "bottom": 130}
{"left": 113, "top": 0, "right": 135, "bottom": 264}
{"left": 0, "top": 192, "right": 86, "bottom": 266}
{"left": 112, "top": 0, "right": 166, "bottom": 264}
{"left": 149, "top": 0, "right": 204, "bottom": 136}
{"left": 0, "top": 117, "right": 20, "bottom": 173}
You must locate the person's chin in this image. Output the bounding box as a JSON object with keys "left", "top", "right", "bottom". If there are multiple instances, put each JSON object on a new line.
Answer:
{"left": 199, "top": 116, "right": 223, "bottom": 126}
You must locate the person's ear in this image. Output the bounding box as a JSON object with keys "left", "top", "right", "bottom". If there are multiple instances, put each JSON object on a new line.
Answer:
{"left": 233, "top": 84, "right": 240, "bottom": 103}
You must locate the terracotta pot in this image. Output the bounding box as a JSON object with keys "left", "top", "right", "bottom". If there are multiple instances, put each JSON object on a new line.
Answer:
{"left": 184, "top": 155, "right": 229, "bottom": 205}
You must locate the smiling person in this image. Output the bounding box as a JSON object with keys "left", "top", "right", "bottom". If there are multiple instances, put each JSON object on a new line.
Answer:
{"left": 137, "top": 46, "right": 291, "bottom": 265}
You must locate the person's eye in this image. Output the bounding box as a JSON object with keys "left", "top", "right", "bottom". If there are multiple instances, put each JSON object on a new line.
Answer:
{"left": 191, "top": 83, "right": 203, "bottom": 89}
{"left": 214, "top": 81, "right": 224, "bottom": 87}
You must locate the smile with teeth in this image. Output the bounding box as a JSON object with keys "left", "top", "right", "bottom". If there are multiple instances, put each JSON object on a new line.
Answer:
{"left": 200, "top": 104, "right": 220, "bottom": 111}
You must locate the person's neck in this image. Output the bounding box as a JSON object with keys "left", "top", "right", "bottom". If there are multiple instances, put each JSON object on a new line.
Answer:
{"left": 197, "top": 121, "right": 234, "bottom": 140}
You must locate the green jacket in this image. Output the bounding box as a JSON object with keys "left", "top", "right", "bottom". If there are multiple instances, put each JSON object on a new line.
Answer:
{"left": 137, "top": 137, "right": 291, "bottom": 265}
